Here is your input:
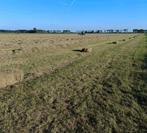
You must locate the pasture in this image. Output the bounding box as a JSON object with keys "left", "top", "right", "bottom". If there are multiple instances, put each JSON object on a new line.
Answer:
{"left": 0, "top": 33, "right": 147, "bottom": 132}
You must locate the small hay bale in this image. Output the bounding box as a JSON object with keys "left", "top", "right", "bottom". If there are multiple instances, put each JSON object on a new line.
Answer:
{"left": 87, "top": 48, "right": 92, "bottom": 52}
{"left": 81, "top": 48, "right": 92, "bottom": 52}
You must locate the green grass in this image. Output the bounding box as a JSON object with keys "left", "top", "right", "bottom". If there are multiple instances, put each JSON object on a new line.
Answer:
{"left": 0, "top": 34, "right": 147, "bottom": 132}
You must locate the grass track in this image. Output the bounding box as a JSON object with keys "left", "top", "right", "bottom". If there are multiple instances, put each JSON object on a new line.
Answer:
{"left": 0, "top": 35, "right": 147, "bottom": 132}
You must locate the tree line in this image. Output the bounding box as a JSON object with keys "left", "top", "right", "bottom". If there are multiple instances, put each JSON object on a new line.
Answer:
{"left": 0, "top": 28, "right": 146, "bottom": 34}
{"left": 0, "top": 28, "right": 71, "bottom": 34}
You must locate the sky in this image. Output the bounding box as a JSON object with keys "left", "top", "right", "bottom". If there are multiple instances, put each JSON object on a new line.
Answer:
{"left": 0, "top": 0, "right": 147, "bottom": 30}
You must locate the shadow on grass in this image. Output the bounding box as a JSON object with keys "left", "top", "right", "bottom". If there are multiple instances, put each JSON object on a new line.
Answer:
{"left": 72, "top": 49, "right": 82, "bottom": 52}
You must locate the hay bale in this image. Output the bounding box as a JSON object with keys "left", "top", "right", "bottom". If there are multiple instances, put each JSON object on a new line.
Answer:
{"left": 81, "top": 48, "right": 88, "bottom": 52}
{"left": 81, "top": 48, "right": 92, "bottom": 52}
{"left": 87, "top": 48, "right": 92, "bottom": 52}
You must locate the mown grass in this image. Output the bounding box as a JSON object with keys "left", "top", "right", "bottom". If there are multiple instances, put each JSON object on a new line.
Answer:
{"left": 0, "top": 34, "right": 147, "bottom": 132}
{"left": 0, "top": 34, "right": 135, "bottom": 88}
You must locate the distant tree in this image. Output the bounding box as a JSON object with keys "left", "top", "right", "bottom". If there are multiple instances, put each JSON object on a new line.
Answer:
{"left": 63, "top": 30, "right": 71, "bottom": 33}
{"left": 90, "top": 30, "right": 94, "bottom": 33}
{"left": 85, "top": 31, "right": 88, "bottom": 33}
{"left": 33, "top": 28, "right": 37, "bottom": 32}
{"left": 96, "top": 30, "right": 103, "bottom": 33}
{"left": 133, "top": 29, "right": 144, "bottom": 33}
{"left": 133, "top": 29, "right": 138, "bottom": 33}
{"left": 79, "top": 31, "right": 86, "bottom": 35}
{"left": 28, "top": 28, "right": 37, "bottom": 33}
{"left": 138, "top": 29, "right": 145, "bottom": 33}
{"left": 107, "top": 29, "right": 114, "bottom": 33}
{"left": 116, "top": 30, "right": 120, "bottom": 33}
{"left": 123, "top": 29, "right": 128, "bottom": 33}
{"left": 85, "top": 30, "right": 95, "bottom": 34}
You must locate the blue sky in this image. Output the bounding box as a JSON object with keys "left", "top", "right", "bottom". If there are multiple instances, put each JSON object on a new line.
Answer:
{"left": 0, "top": 0, "right": 147, "bottom": 30}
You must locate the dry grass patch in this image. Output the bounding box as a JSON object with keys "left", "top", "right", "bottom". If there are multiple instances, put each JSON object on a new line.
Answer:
{"left": 0, "top": 33, "right": 137, "bottom": 88}
{"left": 0, "top": 70, "right": 24, "bottom": 88}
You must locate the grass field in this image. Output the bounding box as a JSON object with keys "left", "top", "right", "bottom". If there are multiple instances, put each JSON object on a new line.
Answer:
{"left": 0, "top": 33, "right": 147, "bottom": 132}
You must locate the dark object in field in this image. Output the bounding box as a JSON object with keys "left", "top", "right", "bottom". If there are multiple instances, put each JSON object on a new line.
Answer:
{"left": 73, "top": 48, "right": 92, "bottom": 53}
{"left": 122, "top": 39, "right": 126, "bottom": 41}
{"left": 12, "top": 48, "right": 22, "bottom": 54}
{"left": 72, "top": 49, "right": 82, "bottom": 52}
{"left": 81, "top": 48, "right": 92, "bottom": 52}
{"left": 112, "top": 41, "right": 117, "bottom": 44}
{"left": 79, "top": 32, "right": 86, "bottom": 35}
